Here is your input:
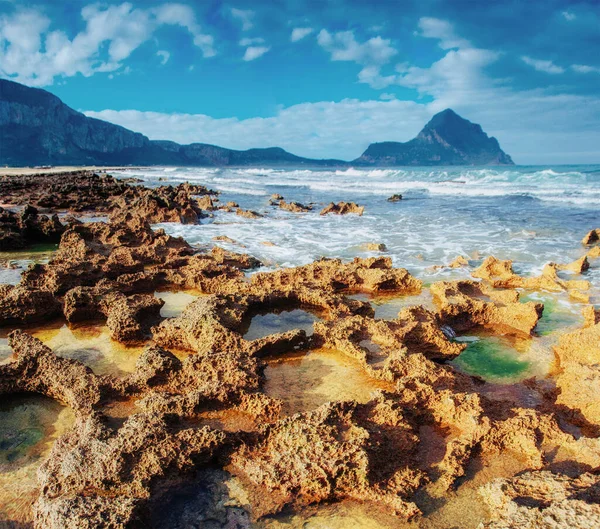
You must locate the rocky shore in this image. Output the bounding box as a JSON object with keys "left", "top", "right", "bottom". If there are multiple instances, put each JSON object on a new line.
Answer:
{"left": 0, "top": 171, "right": 599, "bottom": 529}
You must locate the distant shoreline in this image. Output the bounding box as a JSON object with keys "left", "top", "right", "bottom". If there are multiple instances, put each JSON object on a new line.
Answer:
{"left": 0, "top": 166, "right": 145, "bottom": 177}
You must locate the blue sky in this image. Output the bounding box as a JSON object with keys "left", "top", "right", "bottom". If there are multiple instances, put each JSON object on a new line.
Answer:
{"left": 0, "top": 0, "right": 599, "bottom": 163}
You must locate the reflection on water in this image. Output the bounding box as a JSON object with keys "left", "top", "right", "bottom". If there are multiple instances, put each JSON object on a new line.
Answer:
{"left": 0, "top": 337, "right": 12, "bottom": 365}
{"left": 243, "top": 309, "right": 320, "bottom": 341}
{"left": 452, "top": 334, "right": 531, "bottom": 383}
{"left": 263, "top": 348, "right": 391, "bottom": 416}
{"left": 520, "top": 290, "right": 584, "bottom": 336}
{"left": 31, "top": 323, "right": 145, "bottom": 376}
{"left": 0, "top": 394, "right": 75, "bottom": 525}
{"left": 154, "top": 290, "right": 204, "bottom": 318}
{"left": 347, "top": 290, "right": 436, "bottom": 320}
{"left": 0, "top": 243, "right": 57, "bottom": 285}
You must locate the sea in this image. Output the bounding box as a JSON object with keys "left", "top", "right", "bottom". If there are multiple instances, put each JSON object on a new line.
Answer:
{"left": 110, "top": 164, "right": 600, "bottom": 292}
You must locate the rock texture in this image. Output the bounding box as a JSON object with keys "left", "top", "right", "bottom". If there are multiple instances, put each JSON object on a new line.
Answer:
{"left": 3, "top": 176, "right": 600, "bottom": 529}
{"left": 320, "top": 202, "right": 365, "bottom": 216}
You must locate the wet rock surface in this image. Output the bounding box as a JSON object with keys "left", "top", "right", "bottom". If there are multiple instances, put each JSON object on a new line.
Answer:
{"left": 1, "top": 173, "right": 600, "bottom": 528}
{"left": 320, "top": 201, "right": 365, "bottom": 216}
{"left": 0, "top": 171, "right": 216, "bottom": 223}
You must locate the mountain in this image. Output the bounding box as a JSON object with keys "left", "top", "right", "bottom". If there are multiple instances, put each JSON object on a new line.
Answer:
{"left": 0, "top": 79, "right": 341, "bottom": 167}
{"left": 0, "top": 79, "right": 514, "bottom": 167}
{"left": 355, "top": 109, "right": 514, "bottom": 166}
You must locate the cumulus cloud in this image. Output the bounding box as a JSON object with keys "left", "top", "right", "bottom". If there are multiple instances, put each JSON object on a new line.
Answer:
{"left": 243, "top": 46, "right": 270, "bottom": 61}
{"left": 0, "top": 3, "right": 215, "bottom": 86}
{"left": 156, "top": 50, "right": 170, "bottom": 65}
{"left": 290, "top": 27, "right": 313, "bottom": 42}
{"left": 562, "top": 11, "right": 576, "bottom": 21}
{"left": 317, "top": 29, "right": 397, "bottom": 88}
{"left": 416, "top": 17, "right": 470, "bottom": 49}
{"left": 521, "top": 56, "right": 565, "bottom": 74}
{"left": 230, "top": 8, "right": 254, "bottom": 31}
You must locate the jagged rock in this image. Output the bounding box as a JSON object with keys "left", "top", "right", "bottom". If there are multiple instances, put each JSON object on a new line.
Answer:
{"left": 472, "top": 256, "right": 590, "bottom": 294}
{"left": 552, "top": 320, "right": 600, "bottom": 427}
{"left": 313, "top": 306, "right": 464, "bottom": 380}
{"left": 0, "top": 331, "right": 102, "bottom": 413}
{"left": 278, "top": 200, "right": 312, "bottom": 213}
{"left": 229, "top": 401, "right": 423, "bottom": 520}
{"left": 582, "top": 228, "right": 600, "bottom": 245}
{"left": 0, "top": 284, "right": 62, "bottom": 324}
{"left": 320, "top": 201, "right": 365, "bottom": 216}
{"left": 212, "top": 235, "right": 237, "bottom": 244}
{"left": 583, "top": 305, "right": 600, "bottom": 328}
{"left": 449, "top": 255, "right": 469, "bottom": 268}
{"left": 249, "top": 257, "right": 421, "bottom": 294}
{"left": 0, "top": 205, "right": 65, "bottom": 250}
{"left": 479, "top": 470, "right": 600, "bottom": 529}
{"left": 33, "top": 412, "right": 226, "bottom": 528}
{"left": 236, "top": 208, "right": 263, "bottom": 219}
{"left": 430, "top": 279, "right": 543, "bottom": 335}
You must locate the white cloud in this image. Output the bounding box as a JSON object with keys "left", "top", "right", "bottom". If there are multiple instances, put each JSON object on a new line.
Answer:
{"left": 230, "top": 8, "right": 254, "bottom": 31}
{"left": 84, "top": 16, "right": 600, "bottom": 164}
{"left": 157, "top": 50, "right": 170, "bottom": 65}
{"left": 562, "top": 11, "right": 576, "bottom": 21}
{"left": 317, "top": 29, "right": 397, "bottom": 88}
{"left": 85, "top": 99, "right": 429, "bottom": 160}
{"left": 416, "top": 17, "right": 470, "bottom": 49}
{"left": 379, "top": 93, "right": 396, "bottom": 100}
{"left": 572, "top": 64, "right": 600, "bottom": 74}
{"left": 397, "top": 48, "right": 500, "bottom": 105}
{"left": 84, "top": 87, "right": 600, "bottom": 164}
{"left": 290, "top": 27, "right": 313, "bottom": 42}
{"left": 243, "top": 46, "right": 270, "bottom": 61}
{"left": 239, "top": 37, "right": 265, "bottom": 46}
{"left": 0, "top": 3, "right": 215, "bottom": 86}
{"left": 521, "top": 56, "right": 565, "bottom": 74}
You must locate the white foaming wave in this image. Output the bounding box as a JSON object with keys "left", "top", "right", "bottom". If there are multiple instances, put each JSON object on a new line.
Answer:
{"left": 213, "top": 184, "right": 268, "bottom": 196}
{"left": 211, "top": 177, "right": 265, "bottom": 186}
{"left": 233, "top": 168, "right": 277, "bottom": 175}
{"left": 335, "top": 167, "right": 403, "bottom": 178}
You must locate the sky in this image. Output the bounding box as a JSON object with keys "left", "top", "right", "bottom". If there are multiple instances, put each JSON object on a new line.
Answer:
{"left": 0, "top": 0, "right": 599, "bottom": 164}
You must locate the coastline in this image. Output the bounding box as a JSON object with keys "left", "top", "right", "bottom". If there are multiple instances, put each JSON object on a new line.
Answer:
{"left": 0, "top": 168, "right": 599, "bottom": 528}
{"left": 0, "top": 166, "right": 145, "bottom": 177}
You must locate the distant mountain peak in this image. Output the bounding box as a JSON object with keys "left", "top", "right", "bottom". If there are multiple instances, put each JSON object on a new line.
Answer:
{"left": 356, "top": 109, "right": 514, "bottom": 166}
